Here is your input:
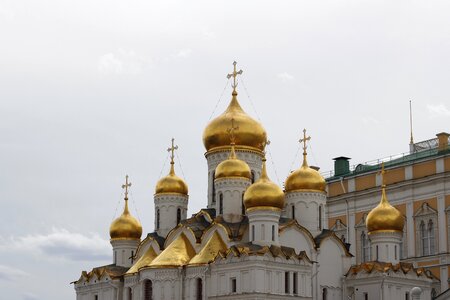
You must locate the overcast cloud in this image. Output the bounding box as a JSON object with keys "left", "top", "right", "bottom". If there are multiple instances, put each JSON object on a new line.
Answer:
{"left": 1, "top": 0, "right": 449, "bottom": 298}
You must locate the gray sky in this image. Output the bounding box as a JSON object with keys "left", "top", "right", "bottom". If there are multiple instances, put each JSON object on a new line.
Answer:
{"left": 1, "top": 0, "right": 449, "bottom": 298}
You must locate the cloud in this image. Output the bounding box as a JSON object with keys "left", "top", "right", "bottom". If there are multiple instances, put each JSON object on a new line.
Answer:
{"left": 0, "top": 6, "right": 15, "bottom": 21}
{"left": 0, "top": 265, "right": 29, "bottom": 282}
{"left": 361, "top": 116, "right": 380, "bottom": 125}
{"left": 0, "top": 228, "right": 110, "bottom": 262}
{"left": 427, "top": 104, "right": 450, "bottom": 117}
{"left": 22, "top": 293, "right": 40, "bottom": 300}
{"left": 98, "top": 49, "right": 151, "bottom": 74}
{"left": 174, "top": 48, "right": 192, "bottom": 58}
{"left": 277, "top": 72, "right": 294, "bottom": 81}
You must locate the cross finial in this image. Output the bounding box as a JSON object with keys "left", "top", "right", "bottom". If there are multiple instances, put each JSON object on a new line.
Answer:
{"left": 299, "top": 129, "right": 311, "bottom": 156}
{"left": 167, "top": 138, "right": 178, "bottom": 165}
{"left": 122, "top": 175, "right": 132, "bottom": 200}
{"left": 227, "top": 118, "right": 239, "bottom": 145}
{"left": 227, "top": 61, "right": 243, "bottom": 92}
{"left": 378, "top": 162, "right": 387, "bottom": 187}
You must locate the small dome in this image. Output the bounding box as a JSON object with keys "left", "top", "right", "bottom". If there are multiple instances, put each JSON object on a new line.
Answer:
{"left": 110, "top": 199, "right": 142, "bottom": 240}
{"left": 366, "top": 187, "right": 404, "bottom": 233}
{"left": 285, "top": 156, "right": 326, "bottom": 193}
{"left": 244, "top": 158, "right": 284, "bottom": 210}
{"left": 203, "top": 91, "right": 267, "bottom": 152}
{"left": 155, "top": 163, "right": 188, "bottom": 195}
{"left": 215, "top": 144, "right": 252, "bottom": 179}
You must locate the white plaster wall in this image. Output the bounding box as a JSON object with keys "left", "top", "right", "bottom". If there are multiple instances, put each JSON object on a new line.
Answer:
{"left": 247, "top": 209, "right": 281, "bottom": 246}
{"left": 111, "top": 239, "right": 140, "bottom": 268}
{"left": 154, "top": 193, "right": 188, "bottom": 238}
{"left": 279, "top": 227, "right": 315, "bottom": 257}
{"left": 317, "top": 238, "right": 350, "bottom": 293}
{"left": 214, "top": 178, "right": 250, "bottom": 222}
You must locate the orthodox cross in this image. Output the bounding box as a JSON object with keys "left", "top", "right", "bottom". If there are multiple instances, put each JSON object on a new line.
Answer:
{"left": 227, "top": 118, "right": 239, "bottom": 144}
{"left": 122, "top": 175, "right": 132, "bottom": 199}
{"left": 378, "top": 162, "right": 387, "bottom": 187}
{"left": 167, "top": 138, "right": 178, "bottom": 164}
{"left": 227, "top": 61, "right": 243, "bottom": 91}
{"left": 299, "top": 129, "right": 311, "bottom": 155}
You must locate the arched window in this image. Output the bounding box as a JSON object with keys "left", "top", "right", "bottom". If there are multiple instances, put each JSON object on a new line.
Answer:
{"left": 322, "top": 288, "right": 327, "bottom": 300}
{"left": 196, "top": 278, "right": 203, "bottom": 300}
{"left": 272, "top": 225, "right": 275, "bottom": 241}
{"left": 219, "top": 193, "right": 223, "bottom": 215}
{"left": 251, "top": 225, "right": 255, "bottom": 241}
{"left": 128, "top": 287, "right": 132, "bottom": 300}
{"left": 318, "top": 205, "right": 322, "bottom": 230}
{"left": 251, "top": 170, "right": 255, "bottom": 183}
{"left": 292, "top": 205, "right": 295, "bottom": 219}
{"left": 361, "top": 232, "right": 371, "bottom": 262}
{"left": 241, "top": 192, "right": 245, "bottom": 215}
{"left": 420, "top": 220, "right": 428, "bottom": 255}
{"left": 428, "top": 219, "right": 435, "bottom": 255}
{"left": 143, "top": 280, "right": 153, "bottom": 300}
{"left": 211, "top": 171, "right": 216, "bottom": 205}
{"left": 156, "top": 209, "right": 160, "bottom": 230}
{"left": 177, "top": 208, "right": 181, "bottom": 224}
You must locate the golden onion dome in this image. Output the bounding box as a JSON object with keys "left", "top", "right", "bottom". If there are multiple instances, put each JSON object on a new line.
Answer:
{"left": 203, "top": 90, "right": 267, "bottom": 152}
{"left": 244, "top": 158, "right": 285, "bottom": 210}
{"left": 366, "top": 186, "right": 404, "bottom": 233}
{"left": 155, "top": 163, "right": 188, "bottom": 195}
{"left": 109, "top": 199, "right": 142, "bottom": 240}
{"left": 215, "top": 144, "right": 252, "bottom": 179}
{"left": 285, "top": 156, "right": 326, "bottom": 193}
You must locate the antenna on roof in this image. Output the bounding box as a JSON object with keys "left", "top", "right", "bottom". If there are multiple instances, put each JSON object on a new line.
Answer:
{"left": 409, "top": 100, "right": 415, "bottom": 153}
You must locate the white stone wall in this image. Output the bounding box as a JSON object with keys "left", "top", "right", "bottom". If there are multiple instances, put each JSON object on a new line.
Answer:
{"left": 111, "top": 239, "right": 140, "bottom": 268}
{"left": 154, "top": 193, "right": 188, "bottom": 238}
{"left": 206, "top": 149, "right": 263, "bottom": 208}
{"left": 214, "top": 177, "right": 251, "bottom": 222}
{"left": 247, "top": 209, "right": 281, "bottom": 246}
{"left": 369, "top": 231, "right": 403, "bottom": 264}
{"left": 285, "top": 191, "right": 327, "bottom": 236}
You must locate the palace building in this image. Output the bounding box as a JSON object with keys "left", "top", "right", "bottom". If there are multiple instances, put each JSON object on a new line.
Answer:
{"left": 73, "top": 62, "right": 448, "bottom": 300}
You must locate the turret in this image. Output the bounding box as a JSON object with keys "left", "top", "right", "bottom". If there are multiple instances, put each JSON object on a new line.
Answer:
{"left": 154, "top": 139, "right": 189, "bottom": 238}
{"left": 244, "top": 156, "right": 285, "bottom": 246}
{"left": 284, "top": 129, "right": 327, "bottom": 236}
{"left": 366, "top": 163, "right": 404, "bottom": 264}
{"left": 109, "top": 175, "right": 142, "bottom": 268}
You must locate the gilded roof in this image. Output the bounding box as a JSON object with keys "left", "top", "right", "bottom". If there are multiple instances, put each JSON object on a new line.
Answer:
{"left": 109, "top": 199, "right": 142, "bottom": 240}
{"left": 125, "top": 246, "right": 158, "bottom": 274}
{"left": 366, "top": 186, "right": 404, "bottom": 233}
{"left": 149, "top": 233, "right": 196, "bottom": 268}
{"left": 346, "top": 261, "right": 433, "bottom": 279}
{"left": 155, "top": 163, "right": 188, "bottom": 195}
{"left": 189, "top": 231, "right": 227, "bottom": 266}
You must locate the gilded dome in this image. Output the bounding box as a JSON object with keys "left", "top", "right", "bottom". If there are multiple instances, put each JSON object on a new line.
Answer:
{"left": 285, "top": 157, "right": 326, "bottom": 193}
{"left": 109, "top": 199, "right": 142, "bottom": 240}
{"left": 244, "top": 158, "right": 285, "bottom": 210}
{"left": 203, "top": 91, "right": 267, "bottom": 152}
{"left": 215, "top": 144, "right": 252, "bottom": 179}
{"left": 366, "top": 187, "right": 404, "bottom": 233}
{"left": 155, "top": 163, "right": 188, "bottom": 195}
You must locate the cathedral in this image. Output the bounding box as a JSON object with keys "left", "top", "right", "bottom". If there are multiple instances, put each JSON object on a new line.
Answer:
{"left": 73, "top": 62, "right": 442, "bottom": 300}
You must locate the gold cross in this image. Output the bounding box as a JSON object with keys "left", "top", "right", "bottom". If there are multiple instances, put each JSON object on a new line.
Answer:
{"left": 167, "top": 138, "right": 178, "bottom": 164}
{"left": 378, "top": 162, "right": 386, "bottom": 187}
{"left": 227, "top": 61, "right": 243, "bottom": 91}
{"left": 122, "top": 175, "right": 132, "bottom": 199}
{"left": 299, "top": 129, "right": 311, "bottom": 155}
{"left": 227, "top": 118, "right": 239, "bottom": 144}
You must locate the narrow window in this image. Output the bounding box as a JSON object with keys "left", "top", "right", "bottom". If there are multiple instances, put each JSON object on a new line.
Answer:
{"left": 292, "top": 205, "right": 295, "bottom": 219}
{"left": 177, "top": 208, "right": 181, "bottom": 224}
{"left": 94, "top": 295, "right": 98, "bottom": 300}
{"left": 251, "top": 171, "right": 255, "bottom": 183}
{"left": 361, "top": 232, "right": 371, "bottom": 262}
{"left": 394, "top": 245, "right": 397, "bottom": 260}
{"left": 261, "top": 224, "right": 265, "bottom": 240}
{"left": 364, "top": 293, "right": 368, "bottom": 300}
{"left": 241, "top": 192, "right": 245, "bottom": 215}
{"left": 231, "top": 278, "right": 237, "bottom": 293}
{"left": 219, "top": 193, "right": 223, "bottom": 215}
{"left": 285, "top": 272, "right": 290, "bottom": 294}
{"left": 144, "top": 279, "right": 153, "bottom": 300}
{"left": 405, "top": 292, "right": 410, "bottom": 300}
{"left": 114, "top": 251, "right": 117, "bottom": 264}
{"left": 319, "top": 205, "right": 322, "bottom": 230}
{"left": 420, "top": 220, "right": 427, "bottom": 255}
{"left": 211, "top": 171, "right": 216, "bottom": 204}
{"left": 428, "top": 219, "right": 435, "bottom": 255}
{"left": 293, "top": 272, "right": 298, "bottom": 295}
{"left": 272, "top": 225, "right": 275, "bottom": 241}
{"left": 196, "top": 278, "right": 203, "bottom": 300}
{"left": 156, "top": 209, "right": 160, "bottom": 230}
{"left": 376, "top": 245, "right": 379, "bottom": 261}
{"left": 322, "top": 288, "right": 327, "bottom": 300}
{"left": 252, "top": 225, "right": 255, "bottom": 241}
{"left": 131, "top": 250, "right": 134, "bottom": 263}
{"left": 128, "top": 287, "right": 132, "bottom": 300}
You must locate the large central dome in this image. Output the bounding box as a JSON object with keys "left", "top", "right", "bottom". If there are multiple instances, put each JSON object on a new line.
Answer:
{"left": 203, "top": 91, "right": 267, "bottom": 152}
